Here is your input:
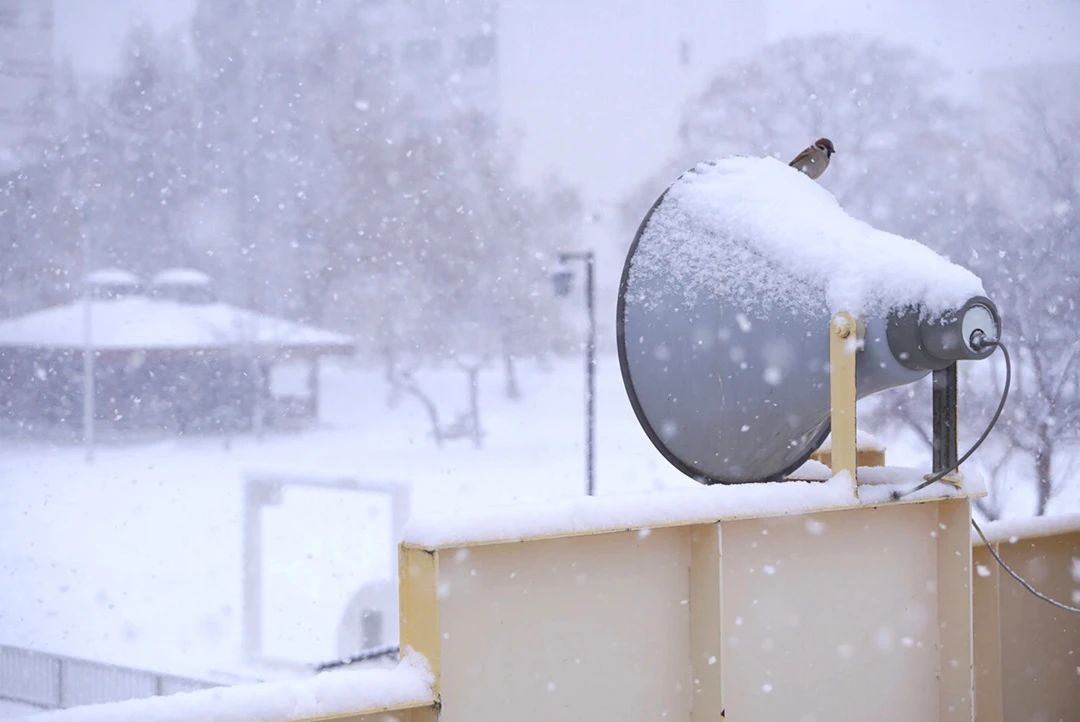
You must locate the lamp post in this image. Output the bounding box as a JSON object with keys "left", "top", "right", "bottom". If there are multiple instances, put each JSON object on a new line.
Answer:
{"left": 79, "top": 205, "right": 95, "bottom": 463}
{"left": 82, "top": 258, "right": 94, "bottom": 463}
{"left": 553, "top": 250, "right": 596, "bottom": 496}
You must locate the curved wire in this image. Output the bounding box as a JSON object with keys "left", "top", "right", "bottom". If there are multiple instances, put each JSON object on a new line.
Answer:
{"left": 893, "top": 339, "right": 1011, "bottom": 500}
{"left": 971, "top": 517, "right": 1080, "bottom": 614}
{"left": 314, "top": 644, "right": 399, "bottom": 672}
{"left": 887, "top": 338, "right": 1078, "bottom": 614}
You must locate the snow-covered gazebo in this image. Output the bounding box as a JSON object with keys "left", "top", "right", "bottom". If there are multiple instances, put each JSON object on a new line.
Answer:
{"left": 0, "top": 268, "right": 354, "bottom": 435}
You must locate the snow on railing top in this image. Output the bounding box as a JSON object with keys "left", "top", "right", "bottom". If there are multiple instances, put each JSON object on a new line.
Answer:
{"left": 626, "top": 156, "right": 985, "bottom": 318}
{"left": 973, "top": 512, "right": 1080, "bottom": 545}
{"left": 17, "top": 654, "right": 433, "bottom": 722}
{"left": 403, "top": 469, "right": 981, "bottom": 549}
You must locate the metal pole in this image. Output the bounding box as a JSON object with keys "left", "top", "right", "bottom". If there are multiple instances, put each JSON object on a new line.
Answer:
{"left": 584, "top": 252, "right": 596, "bottom": 495}
{"left": 81, "top": 231, "right": 94, "bottom": 463}
{"left": 557, "top": 250, "right": 598, "bottom": 496}
{"left": 241, "top": 480, "right": 263, "bottom": 661}
{"left": 932, "top": 364, "right": 958, "bottom": 474}
{"left": 56, "top": 655, "right": 64, "bottom": 708}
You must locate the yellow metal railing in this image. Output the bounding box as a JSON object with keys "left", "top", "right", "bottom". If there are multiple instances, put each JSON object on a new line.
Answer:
{"left": 972, "top": 515, "right": 1080, "bottom": 722}
{"left": 27, "top": 504, "right": 1078, "bottom": 722}
{"left": 296, "top": 701, "right": 437, "bottom": 722}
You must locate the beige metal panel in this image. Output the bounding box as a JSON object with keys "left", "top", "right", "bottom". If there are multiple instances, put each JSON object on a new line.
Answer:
{"left": 829, "top": 313, "right": 859, "bottom": 488}
{"left": 399, "top": 547, "right": 441, "bottom": 692}
{"left": 690, "top": 523, "right": 724, "bottom": 721}
{"left": 403, "top": 708, "right": 438, "bottom": 722}
{"left": 936, "top": 499, "right": 974, "bottom": 721}
{"left": 299, "top": 704, "right": 437, "bottom": 722}
{"left": 436, "top": 527, "right": 693, "bottom": 722}
{"left": 719, "top": 503, "right": 966, "bottom": 722}
{"left": 971, "top": 545, "right": 1003, "bottom": 722}
{"left": 996, "top": 531, "right": 1080, "bottom": 722}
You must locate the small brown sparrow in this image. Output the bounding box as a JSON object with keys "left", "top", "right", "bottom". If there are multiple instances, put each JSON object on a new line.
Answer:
{"left": 789, "top": 137, "right": 835, "bottom": 179}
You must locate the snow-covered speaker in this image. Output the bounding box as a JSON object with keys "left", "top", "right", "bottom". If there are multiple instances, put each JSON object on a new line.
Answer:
{"left": 617, "top": 157, "right": 1000, "bottom": 484}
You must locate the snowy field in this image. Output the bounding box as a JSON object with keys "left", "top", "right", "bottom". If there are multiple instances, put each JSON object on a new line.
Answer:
{"left": 0, "top": 357, "right": 694, "bottom": 684}
{"left": 1, "top": 355, "right": 1075, "bottom": 706}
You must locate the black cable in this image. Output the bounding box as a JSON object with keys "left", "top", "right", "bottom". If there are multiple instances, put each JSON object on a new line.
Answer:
{"left": 971, "top": 517, "right": 1080, "bottom": 614}
{"left": 885, "top": 337, "right": 1077, "bottom": 614}
{"left": 892, "top": 338, "right": 1011, "bottom": 500}
{"left": 314, "top": 644, "right": 399, "bottom": 672}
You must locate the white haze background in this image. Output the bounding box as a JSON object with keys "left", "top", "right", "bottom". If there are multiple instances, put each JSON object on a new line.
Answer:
{"left": 1, "top": 0, "right": 1078, "bottom": 711}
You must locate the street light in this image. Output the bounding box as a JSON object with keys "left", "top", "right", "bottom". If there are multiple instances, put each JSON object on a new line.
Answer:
{"left": 552, "top": 250, "right": 596, "bottom": 496}
{"left": 78, "top": 198, "right": 95, "bottom": 464}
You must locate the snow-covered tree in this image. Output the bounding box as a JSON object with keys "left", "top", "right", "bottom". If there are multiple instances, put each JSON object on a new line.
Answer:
{"left": 629, "top": 35, "right": 970, "bottom": 249}
{"left": 965, "top": 66, "right": 1080, "bottom": 515}
{"left": 96, "top": 24, "right": 198, "bottom": 273}
{"left": 1, "top": 0, "right": 581, "bottom": 441}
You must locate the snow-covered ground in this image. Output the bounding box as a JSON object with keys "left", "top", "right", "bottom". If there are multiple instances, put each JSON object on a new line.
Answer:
{"left": 0, "top": 355, "right": 1075, "bottom": 706}
{"left": 22, "top": 653, "right": 433, "bottom": 722}
{"left": 0, "top": 357, "right": 689, "bottom": 683}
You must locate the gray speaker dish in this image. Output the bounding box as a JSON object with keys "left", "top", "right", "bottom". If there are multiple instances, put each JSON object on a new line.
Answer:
{"left": 617, "top": 161, "right": 1000, "bottom": 485}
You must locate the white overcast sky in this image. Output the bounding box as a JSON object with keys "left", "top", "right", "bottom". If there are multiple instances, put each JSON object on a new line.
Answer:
{"left": 53, "top": 0, "right": 1080, "bottom": 203}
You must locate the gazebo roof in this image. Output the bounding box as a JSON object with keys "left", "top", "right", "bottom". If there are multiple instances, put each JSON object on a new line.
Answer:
{"left": 0, "top": 298, "right": 353, "bottom": 353}
{"left": 151, "top": 268, "right": 213, "bottom": 287}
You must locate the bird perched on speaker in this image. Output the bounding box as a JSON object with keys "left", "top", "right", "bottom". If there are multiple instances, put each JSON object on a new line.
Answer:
{"left": 789, "top": 137, "right": 835, "bottom": 179}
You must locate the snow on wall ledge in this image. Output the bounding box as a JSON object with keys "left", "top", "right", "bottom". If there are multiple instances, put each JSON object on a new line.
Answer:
{"left": 403, "top": 469, "right": 981, "bottom": 549}
{"left": 15, "top": 654, "right": 433, "bottom": 722}
{"left": 973, "top": 512, "right": 1080, "bottom": 545}
{"left": 627, "top": 156, "right": 986, "bottom": 318}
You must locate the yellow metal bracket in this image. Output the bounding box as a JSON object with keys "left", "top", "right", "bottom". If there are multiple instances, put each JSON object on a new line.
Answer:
{"left": 829, "top": 312, "right": 862, "bottom": 495}
{"left": 399, "top": 546, "right": 441, "bottom": 698}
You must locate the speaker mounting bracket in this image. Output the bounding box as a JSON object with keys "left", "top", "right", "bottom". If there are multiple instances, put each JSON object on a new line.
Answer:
{"left": 829, "top": 311, "right": 863, "bottom": 496}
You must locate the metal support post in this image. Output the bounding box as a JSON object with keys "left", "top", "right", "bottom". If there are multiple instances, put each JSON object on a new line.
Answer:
{"left": 558, "top": 251, "right": 597, "bottom": 496}
{"left": 584, "top": 252, "right": 596, "bottom": 496}
{"left": 932, "top": 364, "right": 959, "bottom": 475}
{"left": 828, "top": 312, "right": 859, "bottom": 492}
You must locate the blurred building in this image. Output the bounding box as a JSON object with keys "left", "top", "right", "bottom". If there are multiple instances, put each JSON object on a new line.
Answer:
{"left": 358, "top": 0, "right": 499, "bottom": 141}
{"left": 0, "top": 268, "right": 354, "bottom": 437}
{"left": 0, "top": 0, "right": 53, "bottom": 150}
